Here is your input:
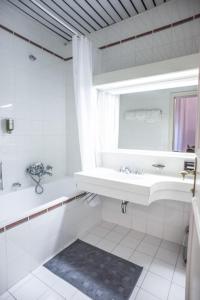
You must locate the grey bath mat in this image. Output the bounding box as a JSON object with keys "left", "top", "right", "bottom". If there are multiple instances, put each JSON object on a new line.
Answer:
{"left": 44, "top": 239, "right": 143, "bottom": 300}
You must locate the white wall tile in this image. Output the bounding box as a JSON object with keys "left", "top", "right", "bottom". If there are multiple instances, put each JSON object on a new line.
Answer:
{"left": 102, "top": 197, "right": 189, "bottom": 244}
{"left": 0, "top": 30, "right": 67, "bottom": 195}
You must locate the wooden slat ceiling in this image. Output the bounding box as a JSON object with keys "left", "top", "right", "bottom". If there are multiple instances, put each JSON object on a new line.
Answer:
{"left": 7, "top": 0, "right": 169, "bottom": 42}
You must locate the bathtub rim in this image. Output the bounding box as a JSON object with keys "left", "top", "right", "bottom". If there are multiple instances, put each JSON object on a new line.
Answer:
{"left": 0, "top": 191, "right": 86, "bottom": 231}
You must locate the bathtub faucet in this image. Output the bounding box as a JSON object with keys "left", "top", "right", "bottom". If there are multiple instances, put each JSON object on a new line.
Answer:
{"left": 26, "top": 162, "right": 53, "bottom": 194}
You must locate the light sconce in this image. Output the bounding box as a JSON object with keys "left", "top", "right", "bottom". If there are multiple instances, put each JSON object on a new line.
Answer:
{"left": 5, "top": 119, "right": 14, "bottom": 134}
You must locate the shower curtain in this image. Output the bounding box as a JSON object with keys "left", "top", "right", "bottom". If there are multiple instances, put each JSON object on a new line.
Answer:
{"left": 72, "top": 36, "right": 120, "bottom": 170}
{"left": 72, "top": 35, "right": 97, "bottom": 170}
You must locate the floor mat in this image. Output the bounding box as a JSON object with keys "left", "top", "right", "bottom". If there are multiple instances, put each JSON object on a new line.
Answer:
{"left": 44, "top": 239, "right": 143, "bottom": 300}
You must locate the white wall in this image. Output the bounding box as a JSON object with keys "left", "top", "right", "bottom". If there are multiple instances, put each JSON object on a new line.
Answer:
{"left": 0, "top": 0, "right": 68, "bottom": 57}
{"left": 0, "top": 29, "right": 67, "bottom": 194}
{"left": 89, "top": 0, "right": 200, "bottom": 74}
{"left": 101, "top": 196, "right": 191, "bottom": 244}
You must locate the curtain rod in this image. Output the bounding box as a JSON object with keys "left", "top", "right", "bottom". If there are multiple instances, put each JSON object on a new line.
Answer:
{"left": 30, "top": 0, "right": 79, "bottom": 36}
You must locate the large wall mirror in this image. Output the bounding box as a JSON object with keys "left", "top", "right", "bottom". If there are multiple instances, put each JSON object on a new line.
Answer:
{"left": 95, "top": 65, "right": 199, "bottom": 154}
{"left": 118, "top": 87, "right": 198, "bottom": 153}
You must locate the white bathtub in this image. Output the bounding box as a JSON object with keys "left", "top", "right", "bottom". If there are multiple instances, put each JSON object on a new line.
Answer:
{"left": 0, "top": 177, "right": 78, "bottom": 228}
{"left": 0, "top": 176, "right": 101, "bottom": 294}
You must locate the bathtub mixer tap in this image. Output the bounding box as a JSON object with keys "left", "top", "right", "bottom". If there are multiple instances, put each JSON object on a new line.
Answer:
{"left": 26, "top": 162, "right": 53, "bottom": 194}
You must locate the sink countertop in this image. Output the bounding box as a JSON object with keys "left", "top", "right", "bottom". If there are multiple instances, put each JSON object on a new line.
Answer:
{"left": 75, "top": 167, "right": 193, "bottom": 205}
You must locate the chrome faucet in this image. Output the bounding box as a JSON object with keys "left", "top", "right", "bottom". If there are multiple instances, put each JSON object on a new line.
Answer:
{"left": 120, "top": 166, "right": 132, "bottom": 174}
{"left": 26, "top": 162, "right": 53, "bottom": 194}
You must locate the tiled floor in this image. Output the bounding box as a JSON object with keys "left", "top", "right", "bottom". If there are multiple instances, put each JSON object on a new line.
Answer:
{"left": 1, "top": 221, "right": 186, "bottom": 300}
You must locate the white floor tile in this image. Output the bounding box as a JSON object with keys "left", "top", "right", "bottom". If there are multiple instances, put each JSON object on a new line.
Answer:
{"left": 160, "top": 240, "right": 180, "bottom": 253}
{"left": 172, "top": 268, "right": 186, "bottom": 287}
{"left": 156, "top": 247, "right": 178, "bottom": 266}
{"left": 97, "top": 239, "right": 117, "bottom": 252}
{"left": 51, "top": 279, "right": 77, "bottom": 298}
{"left": 112, "top": 225, "right": 129, "bottom": 235}
{"left": 136, "top": 241, "right": 158, "bottom": 257}
{"left": 168, "top": 283, "right": 185, "bottom": 300}
{"left": 129, "top": 286, "right": 139, "bottom": 300}
{"left": 112, "top": 244, "right": 133, "bottom": 260}
{"left": 100, "top": 221, "right": 116, "bottom": 230}
{"left": 9, "top": 275, "right": 48, "bottom": 300}
{"left": 130, "top": 251, "right": 153, "bottom": 270}
{"left": 143, "top": 235, "right": 161, "bottom": 247}
{"left": 9, "top": 274, "right": 32, "bottom": 293}
{"left": 81, "top": 233, "right": 102, "bottom": 246}
{"left": 71, "top": 291, "right": 92, "bottom": 300}
{"left": 142, "top": 272, "right": 171, "bottom": 300}
{"left": 136, "top": 269, "right": 147, "bottom": 287}
{"left": 0, "top": 292, "right": 15, "bottom": 300}
{"left": 120, "top": 236, "right": 140, "bottom": 250}
{"left": 38, "top": 290, "right": 65, "bottom": 300}
{"left": 136, "top": 289, "right": 160, "bottom": 300}
{"left": 32, "top": 267, "right": 60, "bottom": 287}
{"left": 149, "top": 258, "right": 174, "bottom": 281}
{"left": 105, "top": 231, "right": 124, "bottom": 243}
{"left": 127, "top": 230, "right": 145, "bottom": 241}
{"left": 90, "top": 226, "right": 110, "bottom": 238}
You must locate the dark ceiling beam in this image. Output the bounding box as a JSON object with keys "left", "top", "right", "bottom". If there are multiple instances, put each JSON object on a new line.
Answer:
{"left": 95, "top": 0, "right": 116, "bottom": 23}
{"left": 61, "top": 0, "right": 96, "bottom": 31}
{"left": 7, "top": 0, "right": 70, "bottom": 41}
{"left": 72, "top": 0, "right": 103, "bottom": 29}
{"left": 84, "top": 0, "right": 109, "bottom": 26}
{"left": 117, "top": 0, "right": 131, "bottom": 17}
{"left": 141, "top": 0, "right": 147, "bottom": 10}
{"left": 128, "top": 0, "right": 139, "bottom": 14}
{"left": 152, "top": 0, "right": 156, "bottom": 7}
{"left": 107, "top": 0, "right": 123, "bottom": 21}
{"left": 16, "top": 0, "right": 72, "bottom": 38}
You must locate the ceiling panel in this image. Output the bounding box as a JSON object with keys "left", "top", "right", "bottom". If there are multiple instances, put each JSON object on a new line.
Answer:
{"left": 6, "top": 0, "right": 170, "bottom": 43}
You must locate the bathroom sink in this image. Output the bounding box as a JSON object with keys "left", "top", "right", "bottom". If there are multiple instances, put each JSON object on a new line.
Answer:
{"left": 75, "top": 167, "right": 193, "bottom": 205}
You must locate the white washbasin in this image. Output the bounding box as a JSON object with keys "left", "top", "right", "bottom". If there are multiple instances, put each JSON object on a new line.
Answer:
{"left": 75, "top": 167, "right": 193, "bottom": 205}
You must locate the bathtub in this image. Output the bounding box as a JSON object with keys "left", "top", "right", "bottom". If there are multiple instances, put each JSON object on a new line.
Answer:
{"left": 0, "top": 177, "right": 79, "bottom": 228}
{"left": 0, "top": 176, "right": 101, "bottom": 294}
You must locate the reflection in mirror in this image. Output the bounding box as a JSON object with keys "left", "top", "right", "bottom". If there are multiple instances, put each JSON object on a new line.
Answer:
{"left": 173, "top": 94, "right": 198, "bottom": 153}
{"left": 118, "top": 87, "right": 197, "bottom": 153}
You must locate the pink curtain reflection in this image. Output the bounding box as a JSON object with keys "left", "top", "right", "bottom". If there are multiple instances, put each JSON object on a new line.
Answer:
{"left": 173, "top": 95, "right": 198, "bottom": 152}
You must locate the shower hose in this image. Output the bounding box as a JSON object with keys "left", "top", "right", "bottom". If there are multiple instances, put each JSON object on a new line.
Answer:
{"left": 30, "top": 174, "right": 44, "bottom": 194}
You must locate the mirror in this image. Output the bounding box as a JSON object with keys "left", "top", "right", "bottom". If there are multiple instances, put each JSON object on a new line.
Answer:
{"left": 118, "top": 87, "right": 198, "bottom": 153}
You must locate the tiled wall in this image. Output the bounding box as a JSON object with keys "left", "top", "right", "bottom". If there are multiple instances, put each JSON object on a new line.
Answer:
{"left": 101, "top": 197, "right": 191, "bottom": 245}
{"left": 90, "top": 0, "right": 200, "bottom": 74}
{"left": 0, "top": 198, "right": 101, "bottom": 295}
{"left": 0, "top": 29, "right": 67, "bottom": 194}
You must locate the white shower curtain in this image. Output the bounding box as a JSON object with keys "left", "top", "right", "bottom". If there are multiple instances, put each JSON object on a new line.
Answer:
{"left": 73, "top": 36, "right": 119, "bottom": 170}
{"left": 97, "top": 91, "right": 120, "bottom": 152}
{"left": 72, "top": 35, "right": 97, "bottom": 170}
